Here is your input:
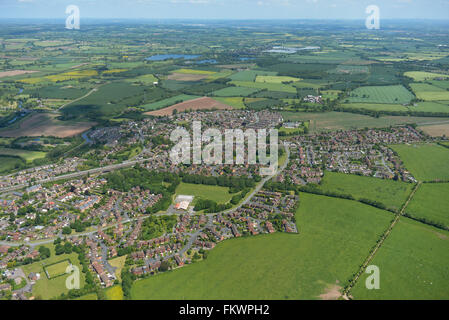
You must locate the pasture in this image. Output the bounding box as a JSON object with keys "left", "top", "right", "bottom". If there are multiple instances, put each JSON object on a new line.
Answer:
{"left": 175, "top": 182, "right": 233, "bottom": 205}
{"left": 229, "top": 80, "right": 297, "bottom": 93}
{"left": 255, "top": 75, "right": 301, "bottom": 83}
{"left": 212, "top": 86, "right": 260, "bottom": 97}
{"left": 140, "top": 94, "right": 200, "bottom": 111}
{"left": 351, "top": 217, "right": 449, "bottom": 300}
{"left": 317, "top": 171, "right": 414, "bottom": 211}
{"left": 347, "top": 85, "right": 414, "bottom": 104}
{"left": 404, "top": 71, "right": 449, "bottom": 81}
{"left": 410, "top": 83, "right": 449, "bottom": 101}
{"left": 0, "top": 156, "right": 24, "bottom": 173}
{"left": 131, "top": 193, "right": 393, "bottom": 300}
{"left": 212, "top": 97, "right": 246, "bottom": 109}
{"left": 406, "top": 183, "right": 449, "bottom": 229}
{"left": 0, "top": 147, "right": 46, "bottom": 162}
{"left": 390, "top": 144, "right": 449, "bottom": 181}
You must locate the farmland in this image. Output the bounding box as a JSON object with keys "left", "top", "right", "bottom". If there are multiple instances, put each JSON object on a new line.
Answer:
{"left": 351, "top": 218, "right": 449, "bottom": 300}
{"left": 406, "top": 183, "right": 449, "bottom": 229}
{"left": 404, "top": 71, "right": 449, "bottom": 81}
{"left": 410, "top": 83, "right": 449, "bottom": 101}
{"left": 175, "top": 182, "right": 233, "bottom": 205}
{"left": 0, "top": 147, "right": 46, "bottom": 162}
{"left": 390, "top": 144, "right": 449, "bottom": 181}
{"left": 316, "top": 171, "right": 414, "bottom": 211}
{"left": 144, "top": 97, "right": 232, "bottom": 116}
{"left": 131, "top": 193, "right": 393, "bottom": 299}
{"left": 346, "top": 85, "right": 414, "bottom": 104}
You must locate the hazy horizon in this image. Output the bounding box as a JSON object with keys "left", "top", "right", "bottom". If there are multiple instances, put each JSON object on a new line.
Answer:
{"left": 1, "top": 0, "right": 448, "bottom": 20}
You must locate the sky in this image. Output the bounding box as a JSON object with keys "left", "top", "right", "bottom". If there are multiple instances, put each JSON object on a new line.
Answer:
{"left": 0, "top": 0, "right": 448, "bottom": 20}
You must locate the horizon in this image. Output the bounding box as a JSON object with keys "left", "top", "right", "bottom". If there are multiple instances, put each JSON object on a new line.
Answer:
{"left": 1, "top": 0, "right": 449, "bottom": 20}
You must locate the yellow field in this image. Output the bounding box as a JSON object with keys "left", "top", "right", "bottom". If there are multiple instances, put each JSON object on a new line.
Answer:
{"left": 256, "top": 75, "right": 301, "bottom": 83}
{"left": 172, "top": 68, "right": 216, "bottom": 75}
{"left": 405, "top": 71, "right": 449, "bottom": 81}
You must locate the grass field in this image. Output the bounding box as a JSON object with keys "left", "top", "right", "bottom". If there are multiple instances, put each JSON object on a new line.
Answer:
{"left": 108, "top": 255, "right": 127, "bottom": 282}
{"left": 351, "top": 217, "right": 449, "bottom": 299}
{"left": 390, "top": 144, "right": 449, "bottom": 181}
{"left": 229, "top": 70, "right": 277, "bottom": 82}
{"left": 406, "top": 183, "right": 449, "bottom": 229}
{"left": 0, "top": 155, "right": 24, "bottom": 173}
{"left": 410, "top": 83, "right": 449, "bottom": 101}
{"left": 0, "top": 147, "right": 46, "bottom": 162}
{"left": 341, "top": 103, "right": 410, "bottom": 112}
{"left": 317, "top": 171, "right": 414, "bottom": 211}
{"left": 212, "top": 86, "right": 260, "bottom": 97}
{"left": 175, "top": 182, "right": 233, "bottom": 204}
{"left": 44, "top": 260, "right": 71, "bottom": 279}
{"left": 255, "top": 75, "right": 301, "bottom": 83}
{"left": 404, "top": 71, "right": 449, "bottom": 81}
{"left": 280, "top": 111, "right": 446, "bottom": 133}
{"left": 140, "top": 94, "right": 200, "bottom": 111}
{"left": 212, "top": 97, "right": 246, "bottom": 109}
{"left": 131, "top": 193, "right": 393, "bottom": 300}
{"left": 21, "top": 244, "right": 85, "bottom": 300}
{"left": 409, "top": 101, "right": 449, "bottom": 113}
{"left": 229, "top": 80, "right": 297, "bottom": 93}
{"left": 75, "top": 293, "right": 98, "bottom": 300}
{"left": 347, "top": 85, "right": 414, "bottom": 104}
{"left": 105, "top": 285, "right": 124, "bottom": 300}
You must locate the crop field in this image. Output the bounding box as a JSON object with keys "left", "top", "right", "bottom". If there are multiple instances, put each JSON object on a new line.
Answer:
{"left": 0, "top": 113, "right": 95, "bottom": 138}
{"left": 145, "top": 97, "right": 232, "bottom": 116}
{"left": 409, "top": 102, "right": 449, "bottom": 113}
{"left": 418, "top": 122, "right": 449, "bottom": 137}
{"left": 390, "top": 144, "right": 449, "bottom": 181}
{"left": 0, "top": 147, "right": 46, "bottom": 162}
{"left": 255, "top": 75, "right": 301, "bottom": 83}
{"left": 404, "top": 71, "right": 449, "bottom": 81}
{"left": 167, "top": 73, "right": 210, "bottom": 81}
{"left": 175, "top": 182, "right": 233, "bottom": 204}
{"left": 131, "top": 193, "right": 393, "bottom": 300}
{"left": 347, "top": 85, "right": 414, "bottom": 104}
{"left": 0, "top": 70, "right": 39, "bottom": 79}
{"left": 280, "top": 112, "right": 446, "bottom": 132}
{"left": 406, "top": 183, "right": 449, "bottom": 229}
{"left": 229, "top": 80, "right": 297, "bottom": 93}
{"left": 212, "top": 97, "right": 246, "bottom": 109}
{"left": 410, "top": 83, "right": 449, "bottom": 101}
{"left": 229, "top": 70, "right": 277, "bottom": 82}
{"left": 316, "top": 171, "right": 414, "bottom": 211}
{"left": 351, "top": 217, "right": 449, "bottom": 300}
{"left": 341, "top": 103, "right": 410, "bottom": 112}
{"left": 140, "top": 94, "right": 200, "bottom": 111}
{"left": 44, "top": 260, "right": 71, "bottom": 279}
{"left": 212, "top": 86, "right": 260, "bottom": 97}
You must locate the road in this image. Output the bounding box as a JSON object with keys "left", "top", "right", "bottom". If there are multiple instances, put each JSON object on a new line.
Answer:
{"left": 1, "top": 143, "right": 290, "bottom": 250}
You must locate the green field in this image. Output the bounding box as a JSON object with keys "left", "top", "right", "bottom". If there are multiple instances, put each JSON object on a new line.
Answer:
{"left": 406, "top": 183, "right": 449, "bottom": 229}
{"left": 351, "top": 217, "right": 449, "bottom": 299}
{"left": 0, "top": 155, "right": 24, "bottom": 173}
{"left": 175, "top": 182, "right": 233, "bottom": 204}
{"left": 44, "top": 260, "right": 71, "bottom": 279}
{"left": 409, "top": 101, "right": 449, "bottom": 113}
{"left": 229, "top": 70, "right": 277, "bottom": 82}
{"left": 255, "top": 75, "right": 301, "bottom": 83}
{"left": 131, "top": 193, "right": 393, "bottom": 299}
{"left": 105, "top": 285, "right": 124, "bottom": 300}
{"left": 390, "top": 144, "right": 449, "bottom": 181}
{"left": 347, "top": 85, "right": 414, "bottom": 104}
{"left": 140, "top": 94, "right": 200, "bottom": 111}
{"left": 341, "top": 103, "right": 410, "bottom": 112}
{"left": 410, "top": 83, "right": 449, "bottom": 101}
{"left": 317, "top": 171, "right": 414, "bottom": 211}
{"left": 0, "top": 147, "right": 46, "bottom": 162}
{"left": 229, "top": 80, "right": 297, "bottom": 93}
{"left": 212, "top": 86, "right": 260, "bottom": 97}
{"left": 404, "top": 71, "right": 449, "bottom": 81}
{"left": 212, "top": 97, "right": 246, "bottom": 109}
{"left": 21, "top": 244, "right": 85, "bottom": 300}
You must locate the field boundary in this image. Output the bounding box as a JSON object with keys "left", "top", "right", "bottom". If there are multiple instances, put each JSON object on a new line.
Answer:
{"left": 342, "top": 182, "right": 422, "bottom": 299}
{"left": 43, "top": 258, "right": 72, "bottom": 280}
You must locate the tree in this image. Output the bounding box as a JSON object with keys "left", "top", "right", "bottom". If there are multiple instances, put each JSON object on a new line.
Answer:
{"left": 62, "top": 227, "right": 72, "bottom": 235}
{"left": 159, "top": 260, "right": 170, "bottom": 272}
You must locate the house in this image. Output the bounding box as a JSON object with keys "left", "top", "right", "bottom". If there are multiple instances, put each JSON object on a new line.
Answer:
{"left": 0, "top": 283, "right": 12, "bottom": 292}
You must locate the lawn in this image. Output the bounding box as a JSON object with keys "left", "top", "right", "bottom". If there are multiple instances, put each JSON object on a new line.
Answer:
{"left": 21, "top": 243, "right": 85, "bottom": 300}
{"left": 131, "top": 193, "right": 393, "bottom": 300}
{"left": 175, "top": 182, "right": 233, "bottom": 204}
{"left": 351, "top": 217, "right": 449, "bottom": 299}
{"left": 390, "top": 144, "right": 449, "bottom": 181}
{"left": 44, "top": 260, "right": 71, "bottom": 279}
{"left": 406, "top": 183, "right": 449, "bottom": 229}
{"left": 316, "top": 171, "right": 414, "bottom": 211}
{"left": 347, "top": 85, "right": 414, "bottom": 104}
